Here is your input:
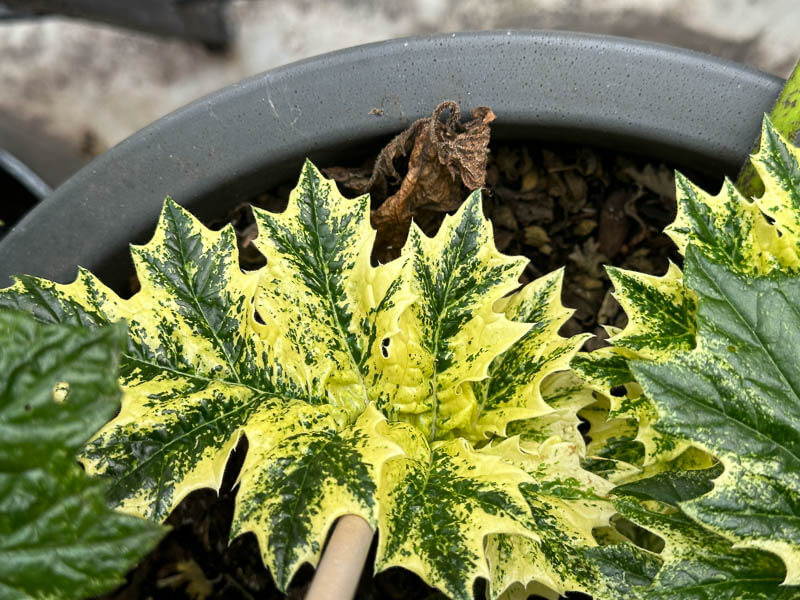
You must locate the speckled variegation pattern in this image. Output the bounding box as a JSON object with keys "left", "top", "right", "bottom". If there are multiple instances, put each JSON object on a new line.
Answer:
{"left": 633, "top": 247, "right": 800, "bottom": 587}
{"left": 614, "top": 469, "right": 800, "bottom": 598}
{"left": 572, "top": 264, "right": 707, "bottom": 482}
{"left": 376, "top": 192, "right": 531, "bottom": 440}
{"left": 578, "top": 117, "right": 800, "bottom": 595}
{"left": 0, "top": 161, "right": 645, "bottom": 600}
{"left": 469, "top": 270, "right": 591, "bottom": 440}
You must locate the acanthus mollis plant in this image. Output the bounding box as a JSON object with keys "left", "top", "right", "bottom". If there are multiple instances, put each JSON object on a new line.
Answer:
{"left": 575, "top": 117, "right": 800, "bottom": 596}
{"left": 0, "top": 162, "right": 655, "bottom": 600}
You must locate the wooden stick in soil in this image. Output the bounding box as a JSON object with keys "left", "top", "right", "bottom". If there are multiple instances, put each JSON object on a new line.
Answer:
{"left": 305, "top": 514, "right": 374, "bottom": 600}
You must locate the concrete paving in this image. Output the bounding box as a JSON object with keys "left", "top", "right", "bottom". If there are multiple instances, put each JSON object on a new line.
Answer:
{"left": 0, "top": 0, "right": 797, "bottom": 183}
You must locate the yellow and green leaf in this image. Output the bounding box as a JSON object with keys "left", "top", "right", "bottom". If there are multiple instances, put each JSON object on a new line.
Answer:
{"left": 508, "top": 371, "right": 595, "bottom": 450}
{"left": 605, "top": 263, "right": 696, "bottom": 361}
{"left": 614, "top": 468, "right": 800, "bottom": 598}
{"left": 468, "top": 269, "right": 591, "bottom": 440}
{"left": 606, "top": 120, "right": 800, "bottom": 591}
{"left": 0, "top": 165, "right": 413, "bottom": 590}
{"left": 481, "top": 437, "right": 656, "bottom": 599}
{"left": 231, "top": 403, "right": 406, "bottom": 588}
{"left": 376, "top": 191, "right": 530, "bottom": 441}
{"left": 0, "top": 160, "right": 637, "bottom": 599}
{"left": 251, "top": 162, "right": 412, "bottom": 417}
{"left": 632, "top": 247, "right": 800, "bottom": 585}
{"left": 667, "top": 117, "right": 800, "bottom": 276}
{"left": 375, "top": 438, "right": 534, "bottom": 600}
{"left": 573, "top": 260, "right": 708, "bottom": 478}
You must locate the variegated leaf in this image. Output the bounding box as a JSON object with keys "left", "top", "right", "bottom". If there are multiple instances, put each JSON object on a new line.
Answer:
{"left": 80, "top": 198, "right": 300, "bottom": 520}
{"left": 231, "top": 403, "right": 407, "bottom": 588}
{"left": 614, "top": 469, "right": 800, "bottom": 598}
{"left": 1, "top": 199, "right": 280, "bottom": 520}
{"left": 482, "top": 437, "right": 656, "bottom": 599}
{"left": 667, "top": 118, "right": 800, "bottom": 276}
{"left": 601, "top": 266, "right": 696, "bottom": 467}
{"left": 493, "top": 544, "right": 660, "bottom": 600}
{"left": 605, "top": 262, "right": 696, "bottom": 361}
{"left": 376, "top": 438, "right": 534, "bottom": 600}
{"left": 573, "top": 356, "right": 700, "bottom": 480}
{"left": 633, "top": 247, "right": 800, "bottom": 584}
{"left": 252, "top": 161, "right": 412, "bottom": 416}
{"left": 580, "top": 394, "right": 643, "bottom": 483}
{"left": 752, "top": 114, "right": 800, "bottom": 256}
{"left": 571, "top": 346, "right": 633, "bottom": 392}
{"left": 1, "top": 159, "right": 616, "bottom": 599}
{"left": 376, "top": 191, "right": 530, "bottom": 441}
{"left": 507, "top": 371, "right": 594, "bottom": 449}
{"left": 0, "top": 165, "right": 411, "bottom": 591}
{"left": 574, "top": 263, "right": 711, "bottom": 478}
{"left": 468, "top": 269, "right": 591, "bottom": 440}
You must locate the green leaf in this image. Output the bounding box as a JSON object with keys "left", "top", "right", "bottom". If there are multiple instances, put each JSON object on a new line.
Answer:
{"left": 0, "top": 310, "right": 163, "bottom": 600}
{"left": 632, "top": 247, "right": 800, "bottom": 584}
{"left": 577, "top": 119, "right": 800, "bottom": 596}
{"left": 613, "top": 464, "right": 721, "bottom": 506}
{"left": 614, "top": 470, "right": 800, "bottom": 599}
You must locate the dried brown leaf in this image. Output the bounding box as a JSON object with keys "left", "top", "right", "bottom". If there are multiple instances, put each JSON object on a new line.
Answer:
{"left": 491, "top": 204, "right": 518, "bottom": 231}
{"left": 597, "top": 189, "right": 630, "bottom": 258}
{"left": 618, "top": 160, "right": 675, "bottom": 198}
{"left": 366, "top": 101, "right": 496, "bottom": 260}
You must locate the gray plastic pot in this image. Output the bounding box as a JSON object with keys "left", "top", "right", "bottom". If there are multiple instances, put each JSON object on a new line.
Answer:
{"left": 0, "top": 30, "right": 782, "bottom": 290}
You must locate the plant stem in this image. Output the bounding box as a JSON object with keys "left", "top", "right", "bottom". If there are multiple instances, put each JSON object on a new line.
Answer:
{"left": 305, "top": 515, "right": 373, "bottom": 600}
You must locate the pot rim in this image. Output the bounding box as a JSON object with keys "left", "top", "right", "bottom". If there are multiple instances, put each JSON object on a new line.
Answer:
{"left": 0, "top": 29, "right": 782, "bottom": 289}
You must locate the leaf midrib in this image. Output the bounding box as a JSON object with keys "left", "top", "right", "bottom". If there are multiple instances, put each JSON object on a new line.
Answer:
{"left": 170, "top": 215, "right": 243, "bottom": 385}
{"left": 304, "top": 187, "right": 369, "bottom": 408}
{"left": 122, "top": 352, "right": 271, "bottom": 397}
{"left": 105, "top": 391, "right": 267, "bottom": 502}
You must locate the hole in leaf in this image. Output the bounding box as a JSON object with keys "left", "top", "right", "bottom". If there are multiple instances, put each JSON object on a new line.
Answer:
{"left": 23, "top": 403, "right": 31, "bottom": 412}
{"left": 610, "top": 385, "right": 626, "bottom": 397}
{"left": 610, "top": 514, "right": 665, "bottom": 553}
{"left": 253, "top": 310, "right": 265, "bottom": 325}
{"left": 52, "top": 381, "right": 70, "bottom": 404}
{"left": 381, "top": 338, "right": 390, "bottom": 358}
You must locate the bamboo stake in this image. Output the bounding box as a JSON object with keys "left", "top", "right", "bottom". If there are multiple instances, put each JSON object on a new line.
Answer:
{"left": 305, "top": 515, "right": 374, "bottom": 600}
